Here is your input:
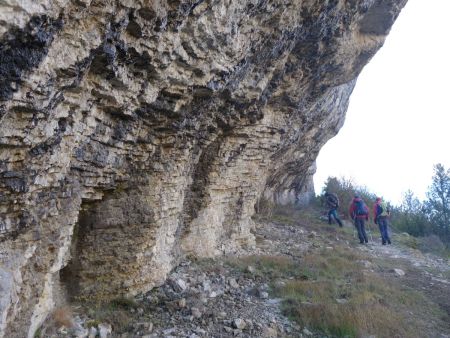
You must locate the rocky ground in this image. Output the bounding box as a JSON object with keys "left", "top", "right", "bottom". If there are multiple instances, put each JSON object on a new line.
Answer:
{"left": 39, "top": 207, "right": 450, "bottom": 338}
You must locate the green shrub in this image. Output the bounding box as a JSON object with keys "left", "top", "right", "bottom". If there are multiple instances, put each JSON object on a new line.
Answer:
{"left": 418, "top": 235, "right": 446, "bottom": 255}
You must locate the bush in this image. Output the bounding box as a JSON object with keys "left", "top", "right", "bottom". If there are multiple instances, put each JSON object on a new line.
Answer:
{"left": 52, "top": 307, "right": 74, "bottom": 328}
{"left": 419, "top": 235, "right": 446, "bottom": 255}
{"left": 396, "top": 232, "right": 419, "bottom": 250}
{"left": 320, "top": 176, "right": 378, "bottom": 220}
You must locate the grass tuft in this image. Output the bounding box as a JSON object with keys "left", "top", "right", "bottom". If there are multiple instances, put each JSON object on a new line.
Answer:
{"left": 109, "top": 297, "right": 138, "bottom": 310}
{"left": 226, "top": 255, "right": 303, "bottom": 279}
{"left": 228, "top": 233, "right": 444, "bottom": 338}
{"left": 52, "top": 306, "right": 74, "bottom": 328}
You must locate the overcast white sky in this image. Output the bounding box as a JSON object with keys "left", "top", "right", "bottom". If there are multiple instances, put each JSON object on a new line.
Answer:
{"left": 314, "top": 0, "right": 450, "bottom": 205}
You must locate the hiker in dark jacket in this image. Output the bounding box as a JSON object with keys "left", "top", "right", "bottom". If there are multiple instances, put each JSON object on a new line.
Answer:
{"left": 349, "top": 195, "right": 369, "bottom": 244}
{"left": 325, "top": 192, "right": 343, "bottom": 227}
{"left": 373, "top": 197, "right": 392, "bottom": 245}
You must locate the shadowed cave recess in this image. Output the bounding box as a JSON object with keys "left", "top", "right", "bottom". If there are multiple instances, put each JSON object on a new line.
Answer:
{"left": 0, "top": 0, "right": 407, "bottom": 336}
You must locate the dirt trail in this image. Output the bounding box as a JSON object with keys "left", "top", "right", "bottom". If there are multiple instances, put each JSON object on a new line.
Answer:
{"left": 360, "top": 232, "right": 450, "bottom": 319}
{"left": 254, "top": 216, "right": 450, "bottom": 337}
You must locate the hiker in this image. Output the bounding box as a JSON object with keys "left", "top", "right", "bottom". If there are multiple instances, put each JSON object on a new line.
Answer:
{"left": 349, "top": 195, "right": 369, "bottom": 244}
{"left": 373, "top": 197, "right": 392, "bottom": 245}
{"left": 324, "top": 192, "right": 343, "bottom": 227}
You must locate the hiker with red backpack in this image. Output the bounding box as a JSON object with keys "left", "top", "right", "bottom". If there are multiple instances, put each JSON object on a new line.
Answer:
{"left": 325, "top": 192, "right": 343, "bottom": 227}
{"left": 349, "top": 195, "right": 370, "bottom": 244}
{"left": 373, "top": 197, "right": 392, "bottom": 245}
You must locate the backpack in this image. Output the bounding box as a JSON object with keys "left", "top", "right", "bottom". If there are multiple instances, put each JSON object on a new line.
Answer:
{"left": 376, "top": 202, "right": 389, "bottom": 217}
{"left": 354, "top": 199, "right": 368, "bottom": 216}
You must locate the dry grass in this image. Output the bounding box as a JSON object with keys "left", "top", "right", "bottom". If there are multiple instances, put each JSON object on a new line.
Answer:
{"left": 395, "top": 232, "right": 419, "bottom": 250}
{"left": 248, "top": 205, "right": 448, "bottom": 337}
{"left": 33, "top": 306, "right": 75, "bottom": 337}
{"left": 75, "top": 297, "right": 138, "bottom": 334}
{"left": 226, "top": 255, "right": 303, "bottom": 279}
{"left": 52, "top": 306, "right": 74, "bottom": 328}
{"left": 109, "top": 297, "right": 138, "bottom": 310}
{"left": 276, "top": 275, "right": 419, "bottom": 337}
{"left": 86, "top": 306, "right": 132, "bottom": 333}
{"left": 227, "top": 234, "right": 443, "bottom": 338}
{"left": 270, "top": 246, "right": 443, "bottom": 338}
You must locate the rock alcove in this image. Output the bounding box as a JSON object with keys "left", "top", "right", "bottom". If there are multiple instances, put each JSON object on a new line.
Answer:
{"left": 0, "top": 0, "right": 407, "bottom": 336}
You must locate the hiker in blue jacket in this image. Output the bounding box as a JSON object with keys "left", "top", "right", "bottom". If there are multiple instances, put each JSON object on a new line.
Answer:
{"left": 349, "top": 195, "right": 369, "bottom": 244}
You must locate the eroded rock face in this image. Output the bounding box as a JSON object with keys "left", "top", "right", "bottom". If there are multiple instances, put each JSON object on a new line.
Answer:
{"left": 0, "top": 0, "right": 406, "bottom": 336}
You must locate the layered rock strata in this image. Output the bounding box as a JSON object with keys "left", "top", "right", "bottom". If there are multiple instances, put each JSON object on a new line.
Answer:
{"left": 0, "top": 0, "right": 406, "bottom": 336}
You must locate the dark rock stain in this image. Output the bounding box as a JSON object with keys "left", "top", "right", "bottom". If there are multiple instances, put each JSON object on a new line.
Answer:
{"left": 0, "top": 15, "right": 63, "bottom": 101}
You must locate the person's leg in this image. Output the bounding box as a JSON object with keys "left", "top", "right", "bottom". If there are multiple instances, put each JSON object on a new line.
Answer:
{"left": 355, "top": 218, "right": 364, "bottom": 243}
{"left": 378, "top": 224, "right": 386, "bottom": 245}
{"left": 361, "top": 219, "right": 368, "bottom": 243}
{"left": 333, "top": 209, "right": 343, "bottom": 227}
{"left": 382, "top": 218, "right": 390, "bottom": 244}
{"left": 328, "top": 209, "right": 333, "bottom": 224}
{"left": 383, "top": 219, "right": 391, "bottom": 244}
{"left": 378, "top": 219, "right": 386, "bottom": 244}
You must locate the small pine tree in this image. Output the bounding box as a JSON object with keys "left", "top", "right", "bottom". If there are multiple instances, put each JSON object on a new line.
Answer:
{"left": 425, "top": 164, "right": 450, "bottom": 243}
{"left": 393, "top": 190, "right": 430, "bottom": 237}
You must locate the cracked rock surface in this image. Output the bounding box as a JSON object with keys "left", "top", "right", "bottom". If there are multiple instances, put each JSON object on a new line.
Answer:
{"left": 0, "top": 0, "right": 406, "bottom": 336}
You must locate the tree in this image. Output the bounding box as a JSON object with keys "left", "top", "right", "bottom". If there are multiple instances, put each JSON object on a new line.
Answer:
{"left": 393, "top": 190, "right": 430, "bottom": 237}
{"left": 425, "top": 164, "right": 450, "bottom": 241}
{"left": 321, "top": 176, "right": 377, "bottom": 219}
{"left": 321, "top": 176, "right": 356, "bottom": 209}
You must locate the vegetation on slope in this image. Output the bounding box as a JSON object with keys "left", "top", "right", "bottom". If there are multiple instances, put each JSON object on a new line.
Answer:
{"left": 250, "top": 205, "right": 449, "bottom": 338}
{"left": 319, "top": 163, "right": 450, "bottom": 256}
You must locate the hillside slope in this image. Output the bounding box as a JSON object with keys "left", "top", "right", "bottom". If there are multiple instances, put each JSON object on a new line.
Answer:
{"left": 37, "top": 206, "right": 450, "bottom": 337}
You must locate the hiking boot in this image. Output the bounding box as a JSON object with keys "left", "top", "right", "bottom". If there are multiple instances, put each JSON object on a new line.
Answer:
{"left": 387, "top": 239, "right": 391, "bottom": 244}
{"left": 382, "top": 241, "right": 386, "bottom": 245}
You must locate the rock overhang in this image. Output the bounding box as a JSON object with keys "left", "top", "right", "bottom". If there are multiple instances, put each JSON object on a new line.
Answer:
{"left": 0, "top": 0, "right": 407, "bottom": 336}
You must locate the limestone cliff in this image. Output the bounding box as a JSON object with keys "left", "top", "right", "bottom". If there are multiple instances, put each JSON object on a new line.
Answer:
{"left": 0, "top": 0, "right": 406, "bottom": 336}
